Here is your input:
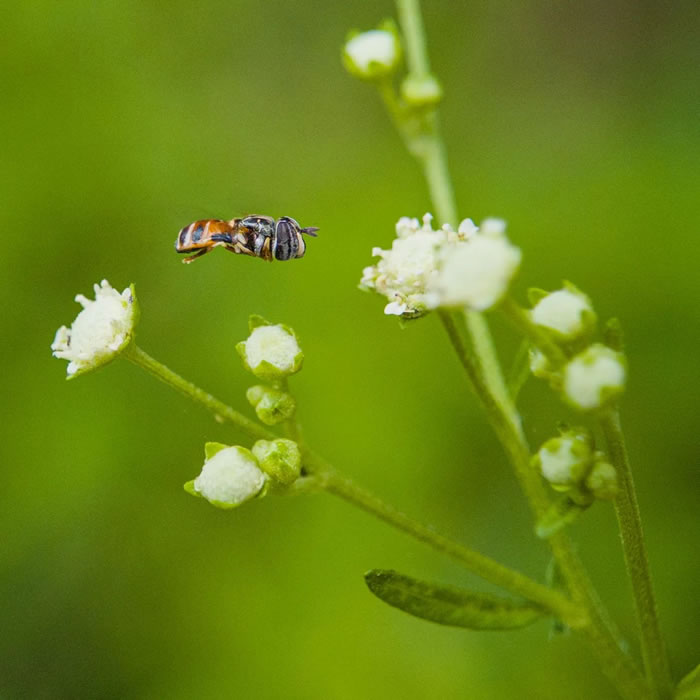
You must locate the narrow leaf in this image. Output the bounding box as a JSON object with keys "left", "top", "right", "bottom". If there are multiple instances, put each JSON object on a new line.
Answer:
{"left": 365, "top": 570, "right": 546, "bottom": 630}
{"left": 676, "top": 661, "right": 700, "bottom": 699}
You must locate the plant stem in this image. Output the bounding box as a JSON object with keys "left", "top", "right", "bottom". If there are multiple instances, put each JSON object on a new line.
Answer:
{"left": 600, "top": 409, "right": 672, "bottom": 699}
{"left": 500, "top": 296, "right": 567, "bottom": 367}
{"left": 506, "top": 339, "right": 532, "bottom": 401}
{"left": 316, "top": 466, "right": 586, "bottom": 628}
{"left": 123, "top": 343, "right": 583, "bottom": 624}
{"left": 124, "top": 344, "right": 275, "bottom": 443}
{"left": 392, "top": 1, "right": 651, "bottom": 696}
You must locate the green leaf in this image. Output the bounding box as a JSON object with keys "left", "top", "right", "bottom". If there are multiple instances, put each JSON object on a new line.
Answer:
{"left": 536, "top": 496, "right": 586, "bottom": 539}
{"left": 364, "top": 570, "right": 546, "bottom": 630}
{"left": 676, "top": 661, "right": 700, "bottom": 699}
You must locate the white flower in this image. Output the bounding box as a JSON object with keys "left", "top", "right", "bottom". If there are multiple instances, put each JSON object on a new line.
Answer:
{"left": 51, "top": 279, "right": 137, "bottom": 378}
{"left": 190, "top": 446, "right": 266, "bottom": 508}
{"left": 531, "top": 286, "right": 596, "bottom": 340}
{"left": 343, "top": 29, "right": 400, "bottom": 79}
{"left": 478, "top": 218, "right": 507, "bottom": 236}
{"left": 361, "top": 215, "right": 519, "bottom": 318}
{"left": 360, "top": 213, "right": 452, "bottom": 318}
{"left": 428, "top": 228, "right": 521, "bottom": 311}
{"left": 457, "top": 218, "right": 479, "bottom": 239}
{"left": 536, "top": 433, "right": 594, "bottom": 490}
{"left": 236, "top": 318, "right": 303, "bottom": 380}
{"left": 563, "top": 344, "right": 626, "bottom": 410}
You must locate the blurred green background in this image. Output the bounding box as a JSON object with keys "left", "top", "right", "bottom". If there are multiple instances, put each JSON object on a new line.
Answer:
{"left": 2, "top": 1, "right": 699, "bottom": 698}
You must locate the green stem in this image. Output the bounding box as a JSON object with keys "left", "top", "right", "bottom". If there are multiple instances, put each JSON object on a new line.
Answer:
{"left": 396, "top": 0, "right": 431, "bottom": 76}
{"left": 123, "top": 343, "right": 583, "bottom": 625}
{"left": 506, "top": 339, "right": 532, "bottom": 401}
{"left": 392, "top": 2, "right": 650, "bottom": 696}
{"left": 124, "top": 344, "right": 275, "bottom": 442}
{"left": 316, "top": 466, "right": 586, "bottom": 627}
{"left": 600, "top": 410, "right": 672, "bottom": 699}
{"left": 500, "top": 295, "right": 567, "bottom": 367}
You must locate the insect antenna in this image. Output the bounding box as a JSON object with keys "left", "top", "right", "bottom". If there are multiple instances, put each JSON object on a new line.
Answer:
{"left": 301, "top": 227, "right": 319, "bottom": 237}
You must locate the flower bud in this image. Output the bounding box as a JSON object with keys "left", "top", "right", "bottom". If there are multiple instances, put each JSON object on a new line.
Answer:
{"left": 252, "top": 439, "right": 302, "bottom": 486}
{"left": 585, "top": 458, "right": 618, "bottom": 500}
{"left": 236, "top": 316, "right": 303, "bottom": 381}
{"left": 562, "top": 344, "right": 626, "bottom": 411}
{"left": 342, "top": 23, "right": 401, "bottom": 80}
{"left": 530, "top": 283, "right": 596, "bottom": 342}
{"left": 246, "top": 385, "right": 296, "bottom": 425}
{"left": 400, "top": 73, "right": 443, "bottom": 107}
{"left": 534, "top": 430, "right": 594, "bottom": 491}
{"left": 51, "top": 280, "right": 138, "bottom": 379}
{"left": 529, "top": 347, "right": 553, "bottom": 379}
{"left": 184, "top": 443, "right": 267, "bottom": 509}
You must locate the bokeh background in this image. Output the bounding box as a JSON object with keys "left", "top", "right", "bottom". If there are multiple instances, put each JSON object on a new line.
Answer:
{"left": 2, "top": 1, "right": 699, "bottom": 698}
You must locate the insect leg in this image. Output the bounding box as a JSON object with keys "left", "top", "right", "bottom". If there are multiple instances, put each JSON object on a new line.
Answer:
{"left": 182, "top": 247, "right": 212, "bottom": 264}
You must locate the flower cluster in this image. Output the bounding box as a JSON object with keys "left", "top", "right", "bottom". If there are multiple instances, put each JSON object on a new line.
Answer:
{"left": 360, "top": 214, "right": 520, "bottom": 319}
{"left": 51, "top": 280, "right": 138, "bottom": 379}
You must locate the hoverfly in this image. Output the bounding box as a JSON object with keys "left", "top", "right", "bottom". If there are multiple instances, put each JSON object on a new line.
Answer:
{"left": 174, "top": 215, "right": 319, "bottom": 264}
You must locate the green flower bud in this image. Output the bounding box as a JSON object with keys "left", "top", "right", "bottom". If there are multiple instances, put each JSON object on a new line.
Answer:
{"left": 236, "top": 316, "right": 303, "bottom": 381}
{"left": 252, "top": 439, "right": 302, "bottom": 486}
{"left": 585, "top": 459, "right": 619, "bottom": 501}
{"left": 529, "top": 347, "right": 554, "bottom": 380}
{"left": 400, "top": 73, "right": 443, "bottom": 107}
{"left": 533, "top": 429, "right": 595, "bottom": 491}
{"left": 342, "top": 21, "right": 402, "bottom": 81}
{"left": 246, "top": 385, "right": 296, "bottom": 426}
{"left": 184, "top": 443, "right": 267, "bottom": 510}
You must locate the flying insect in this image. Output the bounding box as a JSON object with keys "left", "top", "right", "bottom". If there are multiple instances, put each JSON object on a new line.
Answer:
{"left": 175, "top": 215, "right": 318, "bottom": 264}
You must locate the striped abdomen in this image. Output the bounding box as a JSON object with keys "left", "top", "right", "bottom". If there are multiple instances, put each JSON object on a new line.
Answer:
{"left": 174, "top": 219, "right": 233, "bottom": 253}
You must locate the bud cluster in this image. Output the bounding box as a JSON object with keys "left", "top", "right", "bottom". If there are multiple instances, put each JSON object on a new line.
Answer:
{"left": 236, "top": 314, "right": 303, "bottom": 424}
{"left": 532, "top": 427, "right": 618, "bottom": 505}
{"left": 526, "top": 283, "right": 626, "bottom": 412}
{"left": 185, "top": 438, "right": 302, "bottom": 510}
{"left": 184, "top": 316, "right": 307, "bottom": 510}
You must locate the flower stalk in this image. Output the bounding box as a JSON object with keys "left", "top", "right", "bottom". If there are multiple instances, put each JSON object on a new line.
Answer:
{"left": 389, "top": 1, "right": 652, "bottom": 697}
{"left": 126, "top": 342, "right": 584, "bottom": 626}
{"left": 600, "top": 409, "right": 672, "bottom": 698}
{"left": 124, "top": 344, "right": 275, "bottom": 443}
